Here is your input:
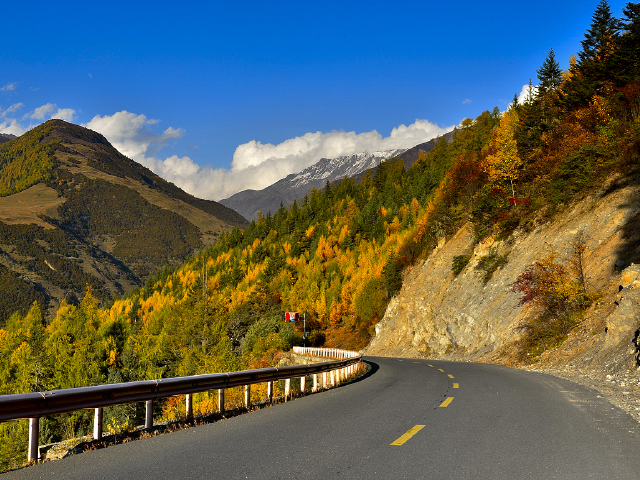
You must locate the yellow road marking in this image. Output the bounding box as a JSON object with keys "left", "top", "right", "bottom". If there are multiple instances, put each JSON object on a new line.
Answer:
{"left": 391, "top": 425, "right": 425, "bottom": 446}
{"left": 448, "top": 374, "right": 454, "bottom": 378}
{"left": 427, "top": 364, "right": 434, "bottom": 367}
{"left": 453, "top": 383, "right": 459, "bottom": 389}
{"left": 440, "top": 397, "right": 454, "bottom": 407}
{"left": 438, "top": 369, "right": 444, "bottom": 372}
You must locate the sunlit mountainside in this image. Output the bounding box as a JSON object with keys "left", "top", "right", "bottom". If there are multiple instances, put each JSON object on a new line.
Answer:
{"left": 0, "top": 120, "right": 248, "bottom": 320}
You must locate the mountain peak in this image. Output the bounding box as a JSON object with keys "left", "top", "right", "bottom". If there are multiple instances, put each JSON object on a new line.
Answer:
{"left": 220, "top": 135, "right": 452, "bottom": 221}
{"left": 0, "top": 120, "right": 248, "bottom": 321}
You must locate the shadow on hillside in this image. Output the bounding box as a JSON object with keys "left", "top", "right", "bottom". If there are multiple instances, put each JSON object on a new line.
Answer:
{"left": 601, "top": 169, "right": 640, "bottom": 270}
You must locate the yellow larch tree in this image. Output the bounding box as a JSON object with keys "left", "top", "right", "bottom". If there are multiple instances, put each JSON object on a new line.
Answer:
{"left": 484, "top": 109, "right": 522, "bottom": 198}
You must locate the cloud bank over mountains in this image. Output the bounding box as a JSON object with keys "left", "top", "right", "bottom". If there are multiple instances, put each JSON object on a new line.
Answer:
{"left": 84, "top": 114, "right": 453, "bottom": 201}
{"left": 8, "top": 84, "right": 564, "bottom": 201}
{"left": 1, "top": 94, "right": 455, "bottom": 200}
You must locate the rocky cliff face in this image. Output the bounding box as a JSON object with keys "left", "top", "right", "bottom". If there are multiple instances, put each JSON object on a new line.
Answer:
{"left": 366, "top": 172, "right": 640, "bottom": 377}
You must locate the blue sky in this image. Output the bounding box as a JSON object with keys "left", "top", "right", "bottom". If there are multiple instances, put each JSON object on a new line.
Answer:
{"left": 0, "top": 0, "right": 629, "bottom": 200}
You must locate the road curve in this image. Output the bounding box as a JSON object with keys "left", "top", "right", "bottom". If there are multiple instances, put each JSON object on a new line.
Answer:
{"left": 5, "top": 357, "right": 640, "bottom": 480}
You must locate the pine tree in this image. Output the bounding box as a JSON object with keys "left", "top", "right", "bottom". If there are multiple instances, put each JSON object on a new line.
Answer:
{"left": 611, "top": 2, "right": 640, "bottom": 85}
{"left": 577, "top": 0, "right": 621, "bottom": 68}
{"left": 562, "top": 0, "right": 622, "bottom": 108}
{"left": 537, "top": 48, "right": 563, "bottom": 97}
{"left": 511, "top": 92, "right": 520, "bottom": 111}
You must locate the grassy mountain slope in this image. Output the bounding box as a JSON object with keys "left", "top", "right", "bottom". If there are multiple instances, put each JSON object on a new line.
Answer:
{"left": 0, "top": 120, "right": 248, "bottom": 321}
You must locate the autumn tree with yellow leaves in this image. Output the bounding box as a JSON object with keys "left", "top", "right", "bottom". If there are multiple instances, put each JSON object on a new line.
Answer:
{"left": 484, "top": 109, "right": 522, "bottom": 198}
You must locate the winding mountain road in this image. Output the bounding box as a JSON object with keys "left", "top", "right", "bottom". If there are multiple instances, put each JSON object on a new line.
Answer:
{"left": 5, "top": 357, "right": 640, "bottom": 479}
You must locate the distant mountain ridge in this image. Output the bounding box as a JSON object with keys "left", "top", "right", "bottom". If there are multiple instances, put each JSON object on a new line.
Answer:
{"left": 220, "top": 148, "right": 406, "bottom": 221}
{"left": 220, "top": 132, "right": 454, "bottom": 221}
{"left": 0, "top": 133, "right": 16, "bottom": 144}
{"left": 0, "top": 120, "right": 248, "bottom": 322}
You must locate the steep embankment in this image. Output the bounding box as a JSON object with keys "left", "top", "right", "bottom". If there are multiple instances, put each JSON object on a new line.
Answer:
{"left": 366, "top": 170, "right": 640, "bottom": 372}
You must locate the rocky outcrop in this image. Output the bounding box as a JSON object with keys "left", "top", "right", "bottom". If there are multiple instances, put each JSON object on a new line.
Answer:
{"left": 366, "top": 172, "right": 640, "bottom": 376}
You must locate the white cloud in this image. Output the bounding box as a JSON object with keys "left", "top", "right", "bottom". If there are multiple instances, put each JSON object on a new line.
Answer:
{"left": 52, "top": 108, "right": 76, "bottom": 122}
{"left": 0, "top": 82, "right": 17, "bottom": 93}
{"left": 29, "top": 103, "right": 56, "bottom": 120}
{"left": 83, "top": 111, "right": 185, "bottom": 161}
{"left": 516, "top": 83, "right": 538, "bottom": 106}
{"left": 26, "top": 103, "right": 76, "bottom": 122}
{"left": 1, "top": 103, "right": 24, "bottom": 116}
{"left": 0, "top": 102, "right": 74, "bottom": 136}
{"left": 462, "top": 99, "right": 472, "bottom": 104}
{"left": 0, "top": 119, "right": 27, "bottom": 136}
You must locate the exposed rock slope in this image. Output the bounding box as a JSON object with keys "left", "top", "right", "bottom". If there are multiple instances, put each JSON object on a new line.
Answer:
{"left": 366, "top": 171, "right": 640, "bottom": 377}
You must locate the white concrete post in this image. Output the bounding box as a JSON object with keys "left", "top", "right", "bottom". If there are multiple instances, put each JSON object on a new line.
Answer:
{"left": 267, "top": 381, "right": 273, "bottom": 403}
{"left": 184, "top": 393, "right": 193, "bottom": 419}
{"left": 300, "top": 376, "right": 306, "bottom": 393}
{"left": 145, "top": 400, "right": 153, "bottom": 428}
{"left": 28, "top": 417, "right": 39, "bottom": 463}
{"left": 285, "top": 378, "right": 291, "bottom": 401}
{"left": 313, "top": 374, "right": 318, "bottom": 392}
{"left": 93, "top": 407, "right": 103, "bottom": 440}
{"left": 323, "top": 371, "right": 327, "bottom": 388}
{"left": 218, "top": 389, "right": 225, "bottom": 413}
{"left": 244, "top": 385, "right": 251, "bottom": 408}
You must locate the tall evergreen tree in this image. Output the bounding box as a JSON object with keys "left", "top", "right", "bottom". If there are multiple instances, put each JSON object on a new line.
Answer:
{"left": 561, "top": 0, "right": 622, "bottom": 108}
{"left": 577, "top": 0, "right": 621, "bottom": 68}
{"left": 537, "top": 48, "right": 563, "bottom": 97}
{"left": 611, "top": 2, "right": 640, "bottom": 84}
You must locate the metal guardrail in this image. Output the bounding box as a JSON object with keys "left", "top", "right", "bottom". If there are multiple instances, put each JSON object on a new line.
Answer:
{"left": 0, "top": 347, "right": 362, "bottom": 463}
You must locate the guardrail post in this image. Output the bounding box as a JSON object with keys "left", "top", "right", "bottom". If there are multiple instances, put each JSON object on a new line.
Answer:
{"left": 186, "top": 394, "right": 193, "bottom": 419}
{"left": 145, "top": 400, "right": 153, "bottom": 429}
{"left": 285, "top": 378, "right": 291, "bottom": 401}
{"left": 244, "top": 385, "right": 251, "bottom": 409}
{"left": 323, "top": 371, "right": 327, "bottom": 389}
{"left": 93, "top": 407, "right": 103, "bottom": 440}
{"left": 218, "top": 389, "right": 225, "bottom": 413}
{"left": 313, "top": 374, "right": 318, "bottom": 392}
{"left": 28, "top": 417, "right": 39, "bottom": 463}
{"left": 300, "top": 376, "right": 305, "bottom": 393}
{"left": 267, "top": 381, "right": 273, "bottom": 403}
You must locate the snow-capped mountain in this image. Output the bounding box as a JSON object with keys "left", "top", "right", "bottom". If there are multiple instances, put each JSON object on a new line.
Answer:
{"left": 285, "top": 148, "right": 407, "bottom": 190}
{"left": 220, "top": 134, "right": 453, "bottom": 221}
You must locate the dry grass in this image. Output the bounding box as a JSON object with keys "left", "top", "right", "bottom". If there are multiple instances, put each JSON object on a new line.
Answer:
{"left": 0, "top": 183, "right": 64, "bottom": 229}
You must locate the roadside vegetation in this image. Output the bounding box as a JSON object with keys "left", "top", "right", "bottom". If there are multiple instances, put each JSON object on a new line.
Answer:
{"left": 1, "top": 0, "right": 639, "bottom": 471}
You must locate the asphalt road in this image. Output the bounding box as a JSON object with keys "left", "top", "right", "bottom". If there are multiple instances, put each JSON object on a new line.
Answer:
{"left": 5, "top": 357, "right": 640, "bottom": 479}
